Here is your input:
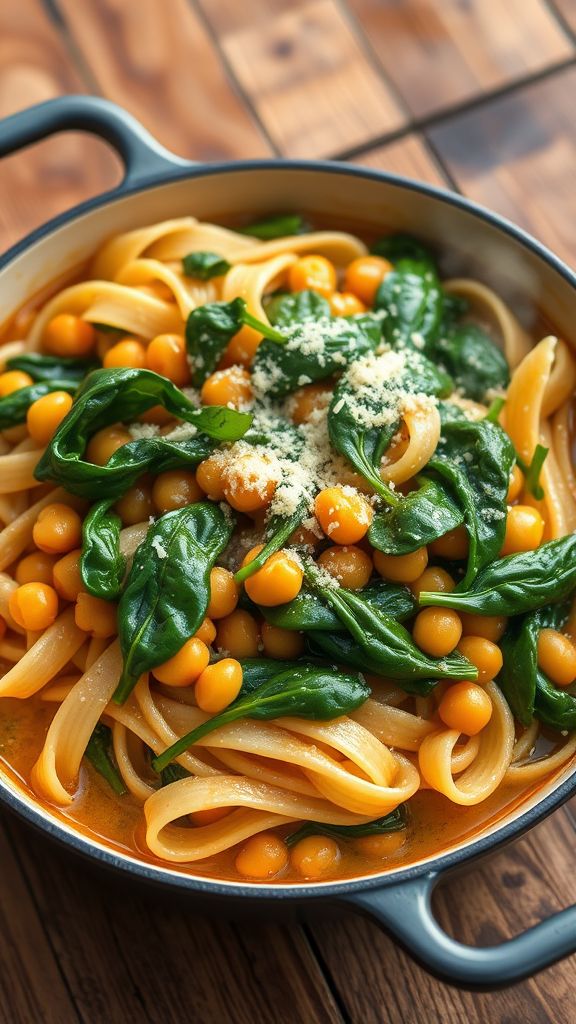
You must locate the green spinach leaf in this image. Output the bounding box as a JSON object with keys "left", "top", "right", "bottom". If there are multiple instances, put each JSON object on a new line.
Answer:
{"left": 368, "top": 476, "right": 463, "bottom": 555}
{"left": 239, "top": 214, "right": 308, "bottom": 239}
{"left": 433, "top": 324, "right": 510, "bottom": 401}
{"left": 264, "top": 290, "right": 331, "bottom": 328}
{"left": 182, "top": 251, "right": 231, "bottom": 280}
{"left": 534, "top": 671, "right": 576, "bottom": 731}
{"left": 305, "top": 631, "right": 437, "bottom": 696}
{"left": 418, "top": 534, "right": 576, "bottom": 616}
{"left": 371, "top": 234, "right": 436, "bottom": 270}
{"left": 80, "top": 498, "right": 125, "bottom": 601}
{"left": 186, "top": 298, "right": 285, "bottom": 387}
{"left": 84, "top": 723, "right": 127, "bottom": 795}
{"left": 259, "top": 578, "right": 416, "bottom": 631}
{"left": 114, "top": 502, "right": 234, "bottom": 703}
{"left": 0, "top": 379, "right": 76, "bottom": 429}
{"left": 34, "top": 367, "right": 251, "bottom": 499}
{"left": 6, "top": 352, "right": 98, "bottom": 383}
{"left": 498, "top": 601, "right": 569, "bottom": 726}
{"left": 375, "top": 258, "right": 444, "bottom": 352}
{"left": 286, "top": 806, "right": 406, "bottom": 846}
{"left": 151, "top": 664, "right": 370, "bottom": 772}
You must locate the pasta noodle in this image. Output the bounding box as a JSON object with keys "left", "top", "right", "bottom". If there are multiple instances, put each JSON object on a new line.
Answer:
{"left": 0, "top": 213, "right": 573, "bottom": 885}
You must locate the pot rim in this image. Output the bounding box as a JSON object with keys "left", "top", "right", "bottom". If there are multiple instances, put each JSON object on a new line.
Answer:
{"left": 1, "top": 155, "right": 576, "bottom": 898}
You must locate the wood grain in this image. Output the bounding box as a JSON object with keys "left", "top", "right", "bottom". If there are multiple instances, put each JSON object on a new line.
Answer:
{"left": 55, "top": 0, "right": 271, "bottom": 161}
{"left": 352, "top": 133, "right": 447, "bottom": 187}
{"left": 428, "top": 65, "right": 576, "bottom": 267}
{"left": 0, "top": 0, "right": 119, "bottom": 252}
{"left": 309, "top": 808, "right": 576, "bottom": 1024}
{"left": 2, "top": 813, "right": 342, "bottom": 1024}
{"left": 217, "top": 0, "right": 407, "bottom": 157}
{"left": 347, "top": 0, "right": 573, "bottom": 118}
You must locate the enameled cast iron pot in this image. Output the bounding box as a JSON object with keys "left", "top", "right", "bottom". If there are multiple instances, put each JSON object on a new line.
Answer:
{"left": 1, "top": 96, "right": 575, "bottom": 991}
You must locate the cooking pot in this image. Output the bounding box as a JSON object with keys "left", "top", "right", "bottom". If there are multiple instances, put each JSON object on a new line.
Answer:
{"left": 1, "top": 95, "right": 575, "bottom": 990}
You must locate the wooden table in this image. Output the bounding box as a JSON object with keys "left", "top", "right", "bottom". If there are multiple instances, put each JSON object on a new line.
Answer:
{"left": 1, "top": 2, "right": 576, "bottom": 1020}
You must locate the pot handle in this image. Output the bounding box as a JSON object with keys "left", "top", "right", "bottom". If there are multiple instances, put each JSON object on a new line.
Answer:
{"left": 0, "top": 94, "right": 189, "bottom": 189}
{"left": 342, "top": 871, "right": 576, "bottom": 989}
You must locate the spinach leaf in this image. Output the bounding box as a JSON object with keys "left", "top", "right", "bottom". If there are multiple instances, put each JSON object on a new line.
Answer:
{"left": 34, "top": 367, "right": 251, "bottom": 499}
{"left": 259, "top": 579, "right": 416, "bottom": 631}
{"left": 160, "top": 763, "right": 191, "bottom": 786}
{"left": 368, "top": 476, "right": 463, "bottom": 555}
{"left": 371, "top": 234, "right": 436, "bottom": 270}
{"left": 516, "top": 444, "right": 548, "bottom": 501}
{"left": 6, "top": 352, "right": 99, "bottom": 383}
{"left": 234, "top": 501, "right": 308, "bottom": 584}
{"left": 114, "top": 502, "right": 234, "bottom": 703}
{"left": 239, "top": 213, "right": 308, "bottom": 239}
{"left": 182, "top": 251, "right": 231, "bottom": 280}
{"left": 498, "top": 601, "right": 568, "bottom": 725}
{"left": 265, "top": 290, "right": 331, "bottom": 328}
{"left": 535, "top": 671, "right": 576, "bottom": 731}
{"left": 252, "top": 314, "right": 381, "bottom": 399}
{"left": 305, "top": 562, "right": 476, "bottom": 683}
{"left": 433, "top": 324, "right": 510, "bottom": 401}
{"left": 80, "top": 498, "right": 125, "bottom": 601}
{"left": 0, "top": 379, "right": 76, "bottom": 429}
{"left": 286, "top": 806, "right": 406, "bottom": 846}
{"left": 305, "top": 631, "right": 437, "bottom": 696}
{"left": 418, "top": 534, "right": 576, "bottom": 616}
{"left": 327, "top": 349, "right": 452, "bottom": 504}
{"left": 238, "top": 658, "right": 309, "bottom": 693}
{"left": 186, "top": 298, "right": 284, "bottom": 387}
{"left": 84, "top": 723, "right": 127, "bottom": 795}
{"left": 375, "top": 259, "right": 444, "bottom": 352}
{"left": 151, "top": 664, "right": 370, "bottom": 772}
{"left": 428, "top": 418, "right": 514, "bottom": 588}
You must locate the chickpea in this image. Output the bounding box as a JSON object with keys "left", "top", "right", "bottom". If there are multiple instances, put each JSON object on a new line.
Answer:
{"left": 74, "top": 592, "right": 118, "bottom": 638}
{"left": 537, "top": 628, "right": 576, "bottom": 688}
{"left": 261, "top": 622, "right": 305, "bottom": 659}
{"left": 352, "top": 832, "right": 406, "bottom": 859}
{"left": 429, "top": 526, "right": 469, "bottom": 560}
{"left": 194, "top": 617, "right": 217, "bottom": 646}
{"left": 317, "top": 545, "right": 372, "bottom": 590}
{"left": 374, "top": 546, "right": 427, "bottom": 584}
{"left": 412, "top": 608, "right": 463, "bottom": 658}
{"left": 0, "top": 370, "right": 33, "bottom": 396}
{"left": 152, "top": 469, "right": 203, "bottom": 513}
{"left": 207, "top": 567, "right": 239, "bottom": 620}
{"left": 438, "top": 682, "right": 493, "bottom": 735}
{"left": 507, "top": 464, "right": 524, "bottom": 504}
{"left": 103, "top": 338, "right": 147, "bottom": 369}
{"left": 85, "top": 425, "right": 131, "bottom": 466}
{"left": 9, "top": 582, "right": 59, "bottom": 631}
{"left": 196, "top": 456, "right": 227, "bottom": 501}
{"left": 410, "top": 566, "right": 455, "bottom": 600}
{"left": 15, "top": 551, "right": 57, "bottom": 587}
{"left": 33, "top": 503, "right": 83, "bottom": 555}
{"left": 290, "top": 836, "right": 340, "bottom": 879}
{"left": 222, "top": 452, "right": 278, "bottom": 513}
{"left": 235, "top": 832, "right": 289, "bottom": 879}
{"left": 288, "top": 255, "right": 337, "bottom": 298}
{"left": 26, "top": 391, "right": 73, "bottom": 445}
{"left": 194, "top": 658, "right": 243, "bottom": 713}
{"left": 314, "top": 487, "right": 373, "bottom": 545}
{"left": 215, "top": 609, "right": 260, "bottom": 659}
{"left": 500, "top": 505, "right": 544, "bottom": 556}
{"left": 343, "top": 256, "right": 392, "bottom": 305}
{"left": 115, "top": 480, "right": 154, "bottom": 526}
{"left": 457, "top": 636, "right": 503, "bottom": 684}
{"left": 244, "top": 551, "right": 304, "bottom": 607}
{"left": 329, "top": 291, "right": 366, "bottom": 317}
{"left": 200, "top": 367, "right": 252, "bottom": 409}
{"left": 146, "top": 333, "right": 190, "bottom": 386}
{"left": 152, "top": 637, "right": 210, "bottom": 686}
{"left": 43, "top": 314, "right": 96, "bottom": 357}
{"left": 52, "top": 549, "right": 83, "bottom": 602}
{"left": 459, "top": 612, "right": 507, "bottom": 644}
{"left": 288, "top": 383, "right": 332, "bottom": 426}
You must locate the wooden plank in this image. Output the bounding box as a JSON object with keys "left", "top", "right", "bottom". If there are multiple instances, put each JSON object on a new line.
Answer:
{"left": 56, "top": 0, "right": 271, "bottom": 160}
{"left": 215, "top": 0, "right": 407, "bottom": 157}
{"left": 5, "top": 813, "right": 343, "bottom": 1024}
{"left": 352, "top": 133, "right": 448, "bottom": 187}
{"left": 308, "top": 809, "right": 576, "bottom": 1024}
{"left": 347, "top": 0, "right": 573, "bottom": 118}
{"left": 0, "top": 818, "right": 77, "bottom": 1024}
{"left": 0, "top": 0, "right": 119, "bottom": 252}
{"left": 428, "top": 66, "right": 576, "bottom": 267}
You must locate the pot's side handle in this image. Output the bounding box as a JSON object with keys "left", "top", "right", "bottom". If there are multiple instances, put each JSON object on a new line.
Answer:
{"left": 341, "top": 873, "right": 576, "bottom": 989}
{"left": 0, "top": 94, "right": 190, "bottom": 188}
